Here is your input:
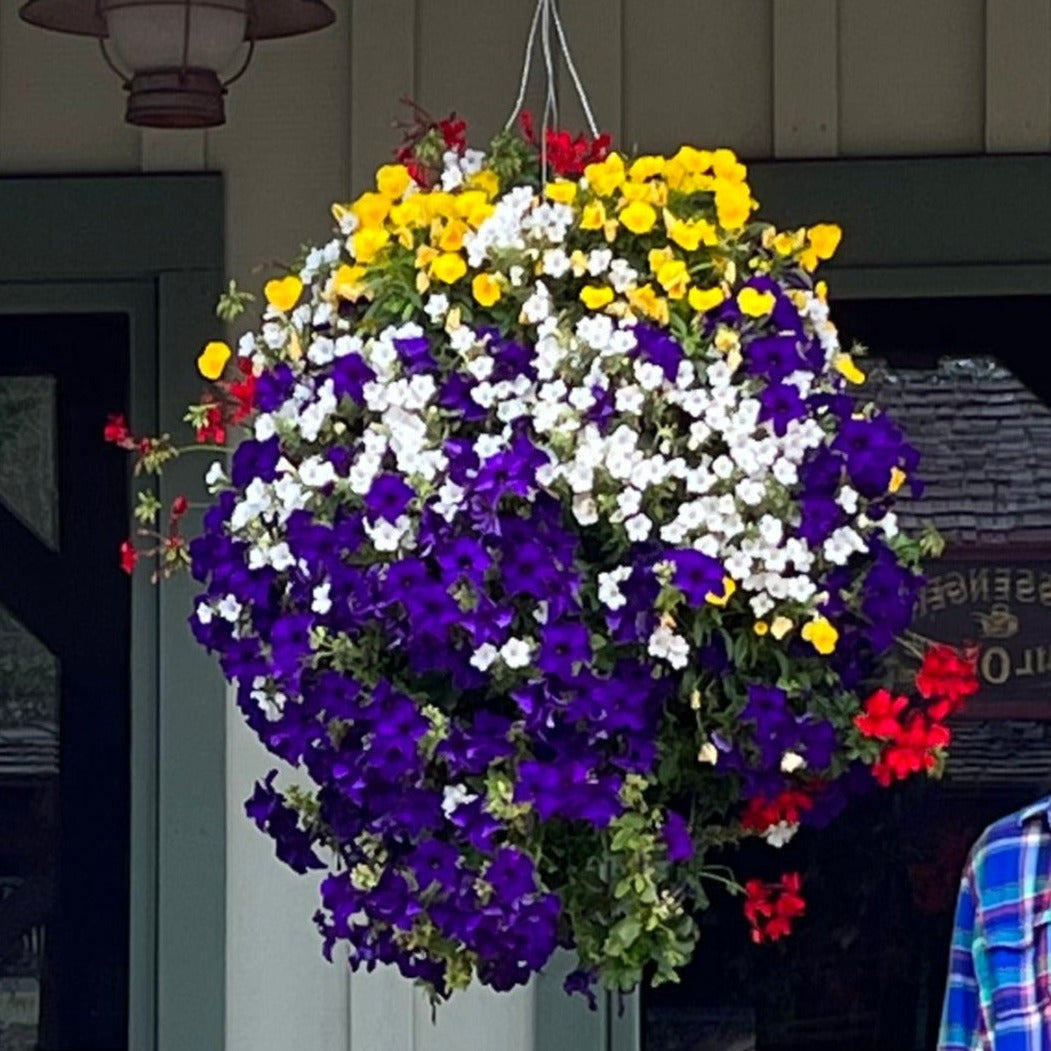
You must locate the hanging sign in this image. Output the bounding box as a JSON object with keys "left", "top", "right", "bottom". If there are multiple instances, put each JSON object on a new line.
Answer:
{"left": 913, "top": 554, "right": 1051, "bottom": 717}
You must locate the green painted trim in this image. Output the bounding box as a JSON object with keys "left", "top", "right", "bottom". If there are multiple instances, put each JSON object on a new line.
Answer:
{"left": 0, "top": 174, "right": 225, "bottom": 1051}
{"left": 749, "top": 154, "right": 1051, "bottom": 277}
{"left": 0, "top": 174, "right": 223, "bottom": 279}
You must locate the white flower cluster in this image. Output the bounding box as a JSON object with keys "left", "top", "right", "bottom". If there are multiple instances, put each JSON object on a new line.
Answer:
{"left": 200, "top": 179, "right": 893, "bottom": 679}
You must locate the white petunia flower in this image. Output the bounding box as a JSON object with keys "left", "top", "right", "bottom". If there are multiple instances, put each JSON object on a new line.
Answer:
{"left": 625, "top": 513, "right": 653, "bottom": 542}
{"left": 499, "top": 637, "right": 533, "bottom": 669}
{"left": 648, "top": 625, "right": 689, "bottom": 669}
{"left": 311, "top": 582, "right": 333, "bottom": 615}
{"left": 470, "top": 643, "right": 499, "bottom": 671}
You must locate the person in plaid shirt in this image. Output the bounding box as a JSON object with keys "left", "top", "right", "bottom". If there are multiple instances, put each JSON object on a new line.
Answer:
{"left": 940, "top": 798, "right": 1051, "bottom": 1050}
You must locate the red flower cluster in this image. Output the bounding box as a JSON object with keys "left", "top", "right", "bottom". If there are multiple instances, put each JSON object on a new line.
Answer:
{"left": 196, "top": 396, "right": 227, "bottom": 445}
{"left": 519, "top": 111, "right": 611, "bottom": 178}
{"left": 741, "top": 789, "right": 813, "bottom": 832}
{"left": 104, "top": 413, "right": 138, "bottom": 451}
{"left": 854, "top": 645, "right": 978, "bottom": 787}
{"left": 119, "top": 539, "right": 138, "bottom": 575}
{"left": 743, "top": 874, "right": 806, "bottom": 944}
{"left": 916, "top": 643, "right": 979, "bottom": 721}
{"left": 228, "top": 358, "right": 257, "bottom": 425}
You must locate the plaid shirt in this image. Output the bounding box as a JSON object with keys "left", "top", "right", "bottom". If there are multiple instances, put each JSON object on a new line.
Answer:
{"left": 939, "top": 797, "right": 1051, "bottom": 1050}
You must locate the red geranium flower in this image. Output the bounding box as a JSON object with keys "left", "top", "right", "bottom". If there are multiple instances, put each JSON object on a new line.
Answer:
{"left": 196, "top": 399, "right": 227, "bottom": 445}
{"left": 854, "top": 688, "right": 909, "bottom": 739}
{"left": 744, "top": 873, "right": 806, "bottom": 943}
{"left": 119, "top": 540, "right": 138, "bottom": 575}
{"left": 104, "top": 413, "right": 134, "bottom": 447}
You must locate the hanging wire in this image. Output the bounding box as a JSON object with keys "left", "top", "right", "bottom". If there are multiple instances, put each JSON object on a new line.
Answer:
{"left": 503, "top": 0, "right": 602, "bottom": 165}
{"left": 504, "top": 0, "right": 545, "bottom": 133}
{"left": 549, "top": 1, "right": 600, "bottom": 138}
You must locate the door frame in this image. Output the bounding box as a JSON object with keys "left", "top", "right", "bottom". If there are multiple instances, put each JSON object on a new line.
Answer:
{"left": 0, "top": 174, "right": 225, "bottom": 1051}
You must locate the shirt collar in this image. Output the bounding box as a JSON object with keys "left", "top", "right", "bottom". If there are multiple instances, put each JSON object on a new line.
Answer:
{"left": 1018, "top": 796, "right": 1051, "bottom": 826}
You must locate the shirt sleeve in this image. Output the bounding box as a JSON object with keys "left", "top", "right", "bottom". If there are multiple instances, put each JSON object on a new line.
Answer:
{"left": 938, "top": 865, "right": 983, "bottom": 1051}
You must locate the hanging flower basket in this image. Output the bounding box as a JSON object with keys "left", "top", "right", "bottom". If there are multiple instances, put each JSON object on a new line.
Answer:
{"left": 109, "top": 110, "right": 977, "bottom": 1003}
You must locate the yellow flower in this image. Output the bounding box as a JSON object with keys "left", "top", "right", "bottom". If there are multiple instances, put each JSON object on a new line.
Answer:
{"left": 332, "top": 263, "right": 367, "bottom": 300}
{"left": 438, "top": 219, "right": 468, "bottom": 253}
{"left": 390, "top": 196, "right": 428, "bottom": 230}
{"left": 375, "top": 164, "right": 413, "bottom": 200}
{"left": 772, "top": 230, "right": 803, "bottom": 256}
{"left": 889, "top": 466, "right": 907, "bottom": 494}
{"left": 715, "top": 182, "right": 753, "bottom": 230}
{"left": 808, "top": 223, "right": 842, "bottom": 259}
{"left": 569, "top": 249, "right": 589, "bottom": 276}
{"left": 816, "top": 280, "right": 828, "bottom": 301}
{"left": 472, "top": 273, "right": 502, "bottom": 307}
{"left": 627, "top": 284, "right": 669, "bottom": 325}
{"left": 422, "top": 192, "right": 458, "bottom": 221}
{"left": 619, "top": 200, "right": 657, "bottom": 235}
{"left": 800, "top": 223, "right": 843, "bottom": 271}
{"left": 415, "top": 244, "right": 439, "bottom": 270}
{"left": 801, "top": 616, "right": 839, "bottom": 655}
{"left": 353, "top": 227, "right": 390, "bottom": 264}
{"left": 648, "top": 246, "right": 674, "bottom": 273}
{"left": 711, "top": 148, "right": 747, "bottom": 183}
{"left": 455, "top": 191, "right": 494, "bottom": 227}
{"left": 706, "top": 576, "right": 737, "bottom": 607}
{"left": 737, "top": 287, "right": 775, "bottom": 317}
{"left": 430, "top": 252, "right": 467, "bottom": 284}
{"left": 665, "top": 214, "right": 718, "bottom": 252}
{"left": 688, "top": 286, "right": 726, "bottom": 313}
{"left": 583, "top": 153, "right": 625, "bottom": 196}
{"left": 713, "top": 325, "right": 739, "bottom": 353}
{"left": 544, "top": 180, "right": 578, "bottom": 204}
{"left": 753, "top": 620, "right": 770, "bottom": 636}
{"left": 770, "top": 616, "right": 794, "bottom": 640}
{"left": 833, "top": 352, "right": 866, "bottom": 384}
{"left": 415, "top": 270, "right": 430, "bottom": 294}
{"left": 580, "top": 285, "right": 615, "bottom": 310}
{"left": 657, "top": 259, "right": 690, "bottom": 299}
{"left": 628, "top": 155, "right": 666, "bottom": 182}
{"left": 467, "top": 169, "right": 500, "bottom": 198}
{"left": 351, "top": 191, "right": 391, "bottom": 229}
{"left": 580, "top": 200, "right": 607, "bottom": 230}
{"left": 197, "top": 340, "right": 231, "bottom": 381}
{"left": 264, "top": 275, "right": 303, "bottom": 312}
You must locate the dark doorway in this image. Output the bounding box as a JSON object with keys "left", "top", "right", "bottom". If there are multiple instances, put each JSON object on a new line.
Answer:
{"left": 0, "top": 314, "right": 131, "bottom": 1051}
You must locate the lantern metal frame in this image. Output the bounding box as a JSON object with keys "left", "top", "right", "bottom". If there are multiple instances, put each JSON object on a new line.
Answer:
{"left": 19, "top": 0, "right": 336, "bottom": 127}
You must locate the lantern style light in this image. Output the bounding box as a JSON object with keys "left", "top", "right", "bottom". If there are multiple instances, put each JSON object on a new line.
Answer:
{"left": 19, "top": 0, "right": 336, "bottom": 128}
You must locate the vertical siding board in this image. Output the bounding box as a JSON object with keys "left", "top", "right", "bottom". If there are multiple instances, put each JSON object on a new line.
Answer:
{"left": 0, "top": 4, "right": 140, "bottom": 171}
{"left": 838, "top": 0, "right": 984, "bottom": 155}
{"left": 416, "top": 2, "right": 544, "bottom": 145}
{"left": 351, "top": 0, "right": 417, "bottom": 194}
{"left": 773, "top": 0, "right": 838, "bottom": 157}
{"left": 535, "top": 952, "right": 608, "bottom": 1051}
{"left": 555, "top": 0, "right": 624, "bottom": 142}
{"left": 156, "top": 268, "right": 227, "bottom": 1051}
{"left": 140, "top": 130, "right": 207, "bottom": 173}
{"left": 207, "top": 25, "right": 350, "bottom": 289}
{"left": 414, "top": 983, "right": 534, "bottom": 1051}
{"left": 348, "top": 967, "right": 416, "bottom": 1050}
{"left": 621, "top": 0, "right": 773, "bottom": 157}
{"left": 985, "top": 0, "right": 1051, "bottom": 152}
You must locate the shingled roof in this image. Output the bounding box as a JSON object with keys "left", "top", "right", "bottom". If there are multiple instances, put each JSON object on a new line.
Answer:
{"left": 866, "top": 358, "right": 1051, "bottom": 543}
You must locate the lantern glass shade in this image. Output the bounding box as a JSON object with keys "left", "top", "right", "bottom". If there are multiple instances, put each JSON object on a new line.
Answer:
{"left": 99, "top": 1, "right": 248, "bottom": 75}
